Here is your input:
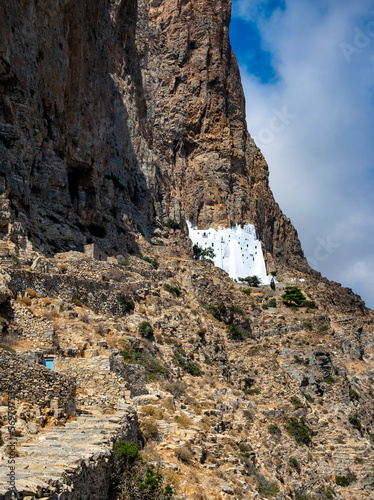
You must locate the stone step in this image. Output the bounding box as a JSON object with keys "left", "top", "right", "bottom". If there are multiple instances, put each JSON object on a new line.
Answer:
{"left": 0, "top": 407, "right": 135, "bottom": 499}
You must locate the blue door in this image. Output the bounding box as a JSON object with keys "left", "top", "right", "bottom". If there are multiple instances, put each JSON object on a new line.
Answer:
{"left": 44, "top": 358, "right": 54, "bottom": 371}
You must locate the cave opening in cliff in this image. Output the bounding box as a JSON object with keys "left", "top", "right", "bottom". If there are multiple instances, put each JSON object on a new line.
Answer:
{"left": 67, "top": 164, "right": 96, "bottom": 211}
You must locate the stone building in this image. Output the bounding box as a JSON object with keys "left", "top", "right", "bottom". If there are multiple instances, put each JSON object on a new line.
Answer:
{"left": 187, "top": 221, "right": 272, "bottom": 284}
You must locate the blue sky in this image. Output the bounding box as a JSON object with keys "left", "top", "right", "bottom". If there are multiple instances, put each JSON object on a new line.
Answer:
{"left": 230, "top": 0, "right": 374, "bottom": 309}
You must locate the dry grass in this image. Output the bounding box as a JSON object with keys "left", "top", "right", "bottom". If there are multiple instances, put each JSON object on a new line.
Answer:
{"left": 175, "top": 445, "right": 193, "bottom": 464}
{"left": 175, "top": 411, "right": 193, "bottom": 428}
{"left": 140, "top": 405, "right": 164, "bottom": 419}
{"left": 141, "top": 418, "right": 160, "bottom": 441}
{"left": 163, "top": 469, "right": 180, "bottom": 489}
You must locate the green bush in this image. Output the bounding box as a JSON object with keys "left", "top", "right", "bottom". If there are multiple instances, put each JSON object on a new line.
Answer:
{"left": 303, "top": 300, "right": 317, "bottom": 309}
{"left": 239, "top": 275, "right": 262, "bottom": 287}
{"left": 349, "top": 389, "right": 359, "bottom": 400}
{"left": 268, "top": 424, "right": 281, "bottom": 436}
{"left": 143, "top": 256, "right": 159, "bottom": 269}
{"left": 289, "top": 457, "right": 301, "bottom": 472}
{"left": 245, "top": 387, "right": 261, "bottom": 396}
{"left": 282, "top": 286, "right": 306, "bottom": 306}
{"left": 193, "top": 244, "right": 215, "bottom": 261}
{"left": 335, "top": 476, "right": 350, "bottom": 486}
{"left": 268, "top": 298, "right": 277, "bottom": 308}
{"left": 348, "top": 414, "right": 362, "bottom": 432}
{"left": 138, "top": 321, "right": 154, "bottom": 338}
{"left": 324, "top": 376, "right": 335, "bottom": 384}
{"left": 113, "top": 440, "right": 140, "bottom": 465}
{"left": 164, "top": 219, "right": 181, "bottom": 230}
{"left": 291, "top": 396, "right": 303, "bottom": 409}
{"left": 302, "top": 392, "right": 315, "bottom": 403}
{"left": 303, "top": 320, "right": 313, "bottom": 331}
{"left": 284, "top": 417, "right": 311, "bottom": 446}
{"left": 227, "top": 323, "right": 253, "bottom": 341}
{"left": 242, "top": 288, "right": 252, "bottom": 296}
{"left": 163, "top": 283, "right": 180, "bottom": 297}
{"left": 185, "top": 361, "right": 202, "bottom": 377}
{"left": 122, "top": 299, "right": 135, "bottom": 314}
{"left": 206, "top": 304, "right": 222, "bottom": 321}
{"left": 0, "top": 343, "right": 16, "bottom": 354}
{"left": 256, "top": 473, "right": 279, "bottom": 498}
{"left": 72, "top": 297, "right": 83, "bottom": 307}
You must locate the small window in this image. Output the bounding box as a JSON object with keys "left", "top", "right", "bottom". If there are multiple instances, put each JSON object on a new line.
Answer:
{"left": 212, "top": 243, "right": 214, "bottom": 247}
{"left": 44, "top": 358, "right": 54, "bottom": 371}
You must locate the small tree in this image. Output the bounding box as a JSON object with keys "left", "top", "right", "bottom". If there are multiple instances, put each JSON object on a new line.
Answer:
{"left": 193, "top": 244, "right": 215, "bottom": 261}
{"left": 138, "top": 321, "right": 154, "bottom": 338}
{"left": 239, "top": 275, "right": 262, "bottom": 287}
{"left": 270, "top": 278, "right": 276, "bottom": 291}
{"left": 281, "top": 286, "right": 306, "bottom": 306}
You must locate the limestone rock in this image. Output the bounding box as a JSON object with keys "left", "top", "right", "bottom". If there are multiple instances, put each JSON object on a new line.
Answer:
{"left": 0, "top": 272, "right": 10, "bottom": 305}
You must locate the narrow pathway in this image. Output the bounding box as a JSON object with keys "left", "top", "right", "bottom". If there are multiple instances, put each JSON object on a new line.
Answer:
{"left": 0, "top": 405, "right": 136, "bottom": 499}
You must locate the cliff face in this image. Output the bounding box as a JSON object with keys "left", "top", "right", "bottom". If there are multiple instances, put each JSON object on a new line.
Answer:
{"left": 0, "top": 0, "right": 305, "bottom": 270}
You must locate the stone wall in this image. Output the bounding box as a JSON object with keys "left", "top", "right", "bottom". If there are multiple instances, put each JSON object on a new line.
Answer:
{"left": 8, "top": 269, "right": 131, "bottom": 316}
{"left": 0, "top": 350, "right": 75, "bottom": 413}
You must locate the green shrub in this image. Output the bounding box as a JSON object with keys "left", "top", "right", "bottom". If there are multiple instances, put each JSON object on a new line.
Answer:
{"left": 304, "top": 300, "right": 317, "bottom": 309}
{"left": 245, "top": 387, "right": 261, "bottom": 396}
{"left": 193, "top": 244, "right": 215, "bottom": 261}
{"left": 239, "top": 275, "right": 262, "bottom": 287}
{"left": 294, "top": 491, "right": 314, "bottom": 500}
{"left": 164, "top": 219, "right": 181, "bottom": 230}
{"left": 122, "top": 299, "right": 135, "bottom": 314}
{"left": 227, "top": 323, "right": 253, "bottom": 341}
{"left": 318, "top": 324, "right": 329, "bottom": 333}
{"left": 10, "top": 254, "right": 21, "bottom": 266}
{"left": 291, "top": 396, "right": 303, "bottom": 409}
{"left": 256, "top": 473, "right": 279, "bottom": 498}
{"left": 302, "top": 392, "right": 315, "bottom": 403}
{"left": 113, "top": 440, "right": 140, "bottom": 465}
{"left": 143, "top": 256, "right": 159, "bottom": 269}
{"left": 242, "top": 289, "right": 252, "bottom": 296}
{"left": 206, "top": 304, "right": 222, "bottom": 321}
{"left": 324, "top": 376, "right": 335, "bottom": 384}
{"left": 335, "top": 476, "right": 350, "bottom": 486}
{"left": 185, "top": 361, "right": 202, "bottom": 377}
{"left": 282, "top": 286, "right": 306, "bottom": 306}
{"left": 119, "top": 260, "right": 129, "bottom": 266}
{"left": 284, "top": 417, "right": 311, "bottom": 446}
{"left": 138, "top": 321, "right": 154, "bottom": 338}
{"left": 270, "top": 278, "right": 276, "bottom": 291}
{"left": 349, "top": 389, "right": 359, "bottom": 400}
{"left": 289, "top": 457, "right": 300, "bottom": 472}
{"left": 268, "top": 424, "right": 281, "bottom": 435}
{"left": 369, "top": 433, "right": 374, "bottom": 441}
{"left": 303, "top": 320, "right": 313, "bottom": 331}
{"left": 163, "top": 283, "right": 180, "bottom": 297}
{"left": 268, "top": 298, "right": 277, "bottom": 308}
{"left": 348, "top": 414, "right": 362, "bottom": 432}
{"left": 72, "top": 297, "right": 83, "bottom": 307}
{"left": 0, "top": 343, "right": 16, "bottom": 354}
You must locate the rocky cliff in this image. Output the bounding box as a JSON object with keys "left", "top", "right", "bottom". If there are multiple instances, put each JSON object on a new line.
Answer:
{"left": 0, "top": 0, "right": 305, "bottom": 270}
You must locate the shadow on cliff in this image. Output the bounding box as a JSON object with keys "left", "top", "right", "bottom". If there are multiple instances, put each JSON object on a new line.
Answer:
{"left": 0, "top": 0, "right": 161, "bottom": 259}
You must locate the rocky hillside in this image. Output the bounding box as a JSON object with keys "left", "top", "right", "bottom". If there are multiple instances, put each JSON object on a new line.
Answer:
{"left": 0, "top": 0, "right": 305, "bottom": 271}
{"left": 0, "top": 0, "right": 373, "bottom": 499}
{"left": 0, "top": 241, "right": 373, "bottom": 499}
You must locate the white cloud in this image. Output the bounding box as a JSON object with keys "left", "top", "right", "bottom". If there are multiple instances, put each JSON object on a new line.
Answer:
{"left": 232, "top": 0, "right": 374, "bottom": 308}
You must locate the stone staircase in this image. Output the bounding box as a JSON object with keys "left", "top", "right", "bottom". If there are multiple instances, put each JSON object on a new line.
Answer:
{"left": 0, "top": 405, "right": 138, "bottom": 500}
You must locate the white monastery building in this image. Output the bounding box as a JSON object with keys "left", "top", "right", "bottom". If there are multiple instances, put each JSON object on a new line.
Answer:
{"left": 187, "top": 221, "right": 272, "bottom": 285}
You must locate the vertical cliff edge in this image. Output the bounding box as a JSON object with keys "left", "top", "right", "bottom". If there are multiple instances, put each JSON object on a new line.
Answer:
{"left": 0, "top": 0, "right": 306, "bottom": 271}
